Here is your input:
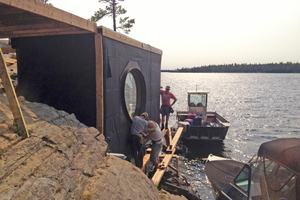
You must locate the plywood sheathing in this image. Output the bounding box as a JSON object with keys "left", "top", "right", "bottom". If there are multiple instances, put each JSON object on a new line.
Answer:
{"left": 0, "top": 0, "right": 97, "bottom": 38}
{"left": 99, "top": 26, "right": 163, "bottom": 55}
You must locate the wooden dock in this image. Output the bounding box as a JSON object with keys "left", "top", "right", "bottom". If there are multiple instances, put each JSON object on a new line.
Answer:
{"left": 141, "top": 127, "right": 183, "bottom": 186}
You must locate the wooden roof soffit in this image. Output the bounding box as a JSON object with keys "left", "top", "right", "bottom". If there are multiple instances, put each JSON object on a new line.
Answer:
{"left": 0, "top": 0, "right": 97, "bottom": 38}
{"left": 98, "top": 26, "right": 163, "bottom": 55}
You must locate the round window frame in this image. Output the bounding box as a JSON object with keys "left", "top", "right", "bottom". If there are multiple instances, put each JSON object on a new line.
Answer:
{"left": 120, "top": 61, "right": 146, "bottom": 121}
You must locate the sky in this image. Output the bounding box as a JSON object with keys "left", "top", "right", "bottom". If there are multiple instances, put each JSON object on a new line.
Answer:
{"left": 50, "top": 0, "right": 300, "bottom": 70}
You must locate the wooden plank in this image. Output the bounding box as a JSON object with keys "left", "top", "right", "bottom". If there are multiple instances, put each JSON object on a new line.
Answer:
{"left": 0, "top": 27, "right": 91, "bottom": 38}
{"left": 141, "top": 153, "right": 151, "bottom": 171}
{"left": 99, "top": 26, "right": 163, "bottom": 55}
{"left": 141, "top": 154, "right": 177, "bottom": 172}
{"left": 0, "top": 48, "right": 28, "bottom": 138}
{"left": 161, "top": 128, "right": 168, "bottom": 138}
{"left": 167, "top": 127, "right": 183, "bottom": 152}
{"left": 168, "top": 127, "right": 172, "bottom": 149}
{"left": 1, "top": 46, "right": 15, "bottom": 54}
{"left": 168, "top": 165, "right": 178, "bottom": 173}
{"left": 163, "top": 129, "right": 171, "bottom": 147}
{"left": 94, "top": 33, "right": 104, "bottom": 133}
{"left": 152, "top": 127, "right": 184, "bottom": 186}
{"left": 176, "top": 156, "right": 179, "bottom": 176}
{"left": 0, "top": 0, "right": 97, "bottom": 33}
{"left": 159, "top": 155, "right": 177, "bottom": 158}
{"left": 152, "top": 148, "right": 176, "bottom": 186}
{"left": 4, "top": 57, "right": 16, "bottom": 64}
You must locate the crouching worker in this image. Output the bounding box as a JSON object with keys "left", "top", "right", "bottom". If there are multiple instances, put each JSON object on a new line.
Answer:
{"left": 143, "top": 120, "right": 163, "bottom": 170}
{"left": 130, "top": 112, "right": 148, "bottom": 168}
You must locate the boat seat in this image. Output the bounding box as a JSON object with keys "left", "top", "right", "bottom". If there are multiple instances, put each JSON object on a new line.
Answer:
{"left": 189, "top": 102, "right": 196, "bottom": 107}
{"left": 197, "top": 102, "right": 203, "bottom": 106}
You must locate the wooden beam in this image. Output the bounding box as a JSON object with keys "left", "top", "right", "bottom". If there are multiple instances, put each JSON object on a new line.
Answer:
{"left": 99, "top": 26, "right": 163, "bottom": 55}
{"left": 166, "top": 127, "right": 183, "bottom": 152}
{"left": 0, "top": 48, "right": 28, "bottom": 138}
{"left": 141, "top": 154, "right": 177, "bottom": 172}
{"left": 161, "top": 128, "right": 168, "bottom": 138}
{"left": 168, "top": 127, "right": 172, "bottom": 150}
{"left": 0, "top": 20, "right": 71, "bottom": 31}
{"left": 4, "top": 57, "right": 16, "bottom": 64}
{"left": 0, "top": 27, "right": 91, "bottom": 38}
{"left": 0, "top": 0, "right": 97, "bottom": 33}
{"left": 152, "top": 127, "right": 183, "bottom": 186}
{"left": 94, "top": 33, "right": 104, "bottom": 133}
{"left": 152, "top": 148, "right": 176, "bottom": 186}
{"left": 141, "top": 153, "right": 151, "bottom": 171}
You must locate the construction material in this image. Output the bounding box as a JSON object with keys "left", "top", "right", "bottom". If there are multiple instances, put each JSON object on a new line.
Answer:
{"left": 0, "top": 48, "right": 28, "bottom": 138}
{"left": 143, "top": 127, "right": 183, "bottom": 186}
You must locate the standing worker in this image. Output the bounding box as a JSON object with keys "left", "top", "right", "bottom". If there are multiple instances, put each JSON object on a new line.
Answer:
{"left": 143, "top": 120, "right": 163, "bottom": 170}
{"left": 130, "top": 112, "right": 148, "bottom": 168}
{"left": 160, "top": 86, "right": 177, "bottom": 130}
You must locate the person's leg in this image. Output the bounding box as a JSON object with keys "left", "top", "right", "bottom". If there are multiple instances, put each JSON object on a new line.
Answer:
{"left": 165, "top": 115, "right": 169, "bottom": 129}
{"left": 161, "top": 105, "right": 169, "bottom": 130}
{"left": 161, "top": 116, "right": 165, "bottom": 125}
{"left": 137, "top": 143, "right": 144, "bottom": 168}
{"left": 130, "top": 135, "right": 142, "bottom": 168}
{"left": 150, "top": 141, "right": 163, "bottom": 170}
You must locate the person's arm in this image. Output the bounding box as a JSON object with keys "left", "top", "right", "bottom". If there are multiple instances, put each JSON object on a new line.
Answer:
{"left": 170, "top": 97, "right": 177, "bottom": 107}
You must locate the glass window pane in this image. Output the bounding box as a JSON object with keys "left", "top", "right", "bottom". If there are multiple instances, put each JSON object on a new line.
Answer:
{"left": 264, "top": 158, "right": 295, "bottom": 191}
{"left": 190, "top": 94, "right": 207, "bottom": 106}
{"left": 235, "top": 167, "right": 250, "bottom": 192}
{"left": 124, "top": 72, "right": 137, "bottom": 119}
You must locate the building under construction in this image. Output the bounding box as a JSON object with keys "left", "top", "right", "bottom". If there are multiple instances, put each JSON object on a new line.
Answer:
{"left": 0, "top": 0, "right": 162, "bottom": 153}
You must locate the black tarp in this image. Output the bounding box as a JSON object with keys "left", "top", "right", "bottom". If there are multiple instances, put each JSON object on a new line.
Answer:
{"left": 102, "top": 37, "right": 161, "bottom": 153}
{"left": 12, "top": 33, "right": 162, "bottom": 155}
{"left": 12, "top": 34, "right": 97, "bottom": 127}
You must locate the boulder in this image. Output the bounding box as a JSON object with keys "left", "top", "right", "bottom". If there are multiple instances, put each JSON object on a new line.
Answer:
{"left": 0, "top": 94, "right": 162, "bottom": 200}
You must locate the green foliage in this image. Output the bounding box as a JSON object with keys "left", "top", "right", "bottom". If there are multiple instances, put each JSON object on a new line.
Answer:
{"left": 39, "top": 0, "right": 52, "bottom": 5}
{"left": 90, "top": 0, "right": 135, "bottom": 34}
{"left": 167, "top": 62, "right": 300, "bottom": 73}
{"left": 0, "top": 148, "right": 7, "bottom": 157}
{"left": 118, "top": 17, "right": 135, "bottom": 34}
{"left": 105, "top": 147, "right": 112, "bottom": 157}
{"left": 12, "top": 119, "right": 22, "bottom": 136}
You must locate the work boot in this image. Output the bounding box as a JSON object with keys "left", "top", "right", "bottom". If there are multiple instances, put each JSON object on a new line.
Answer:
{"left": 165, "top": 123, "right": 168, "bottom": 129}
{"left": 161, "top": 123, "right": 164, "bottom": 131}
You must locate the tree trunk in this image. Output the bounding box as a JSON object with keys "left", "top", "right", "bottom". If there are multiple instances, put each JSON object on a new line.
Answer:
{"left": 112, "top": 0, "right": 116, "bottom": 31}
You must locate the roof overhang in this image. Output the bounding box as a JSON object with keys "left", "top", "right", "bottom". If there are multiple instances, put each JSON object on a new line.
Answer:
{"left": 0, "top": 0, "right": 97, "bottom": 38}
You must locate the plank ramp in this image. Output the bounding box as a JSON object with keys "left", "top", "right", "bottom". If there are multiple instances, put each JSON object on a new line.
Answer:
{"left": 141, "top": 128, "right": 169, "bottom": 171}
{"left": 151, "top": 127, "right": 183, "bottom": 186}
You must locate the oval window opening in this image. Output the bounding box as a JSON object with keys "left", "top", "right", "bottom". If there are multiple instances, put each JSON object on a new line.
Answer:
{"left": 124, "top": 71, "right": 137, "bottom": 119}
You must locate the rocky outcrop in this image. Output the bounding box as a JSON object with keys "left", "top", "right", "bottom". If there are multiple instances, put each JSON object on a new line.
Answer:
{"left": 0, "top": 94, "right": 162, "bottom": 199}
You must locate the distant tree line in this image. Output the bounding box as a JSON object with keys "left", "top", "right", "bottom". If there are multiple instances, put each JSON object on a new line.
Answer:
{"left": 162, "top": 62, "right": 300, "bottom": 73}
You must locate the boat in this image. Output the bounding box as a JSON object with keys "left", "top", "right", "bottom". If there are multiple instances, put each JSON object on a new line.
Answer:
{"left": 176, "top": 91, "right": 230, "bottom": 140}
{"left": 205, "top": 138, "right": 300, "bottom": 200}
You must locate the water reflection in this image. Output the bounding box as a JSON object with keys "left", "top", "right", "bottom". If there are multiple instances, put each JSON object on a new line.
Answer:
{"left": 180, "top": 139, "right": 228, "bottom": 160}
{"left": 124, "top": 72, "right": 136, "bottom": 118}
{"left": 177, "top": 140, "right": 229, "bottom": 199}
{"left": 161, "top": 73, "right": 300, "bottom": 199}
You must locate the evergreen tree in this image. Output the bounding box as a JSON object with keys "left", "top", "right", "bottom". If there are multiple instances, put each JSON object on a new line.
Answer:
{"left": 90, "top": 0, "right": 135, "bottom": 34}
{"left": 39, "top": 0, "right": 52, "bottom": 5}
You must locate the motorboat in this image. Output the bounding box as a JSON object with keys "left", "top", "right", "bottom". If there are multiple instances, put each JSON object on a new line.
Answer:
{"left": 176, "top": 91, "right": 230, "bottom": 140}
{"left": 205, "top": 138, "right": 300, "bottom": 199}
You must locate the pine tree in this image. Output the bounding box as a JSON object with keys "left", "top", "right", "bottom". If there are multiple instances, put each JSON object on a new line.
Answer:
{"left": 90, "top": 0, "right": 135, "bottom": 34}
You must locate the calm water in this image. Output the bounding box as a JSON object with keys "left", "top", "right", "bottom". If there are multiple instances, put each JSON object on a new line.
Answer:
{"left": 161, "top": 73, "right": 300, "bottom": 199}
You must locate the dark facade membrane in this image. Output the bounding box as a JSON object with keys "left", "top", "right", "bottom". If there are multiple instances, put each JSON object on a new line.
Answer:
{"left": 102, "top": 37, "right": 161, "bottom": 153}
{"left": 11, "top": 31, "right": 162, "bottom": 154}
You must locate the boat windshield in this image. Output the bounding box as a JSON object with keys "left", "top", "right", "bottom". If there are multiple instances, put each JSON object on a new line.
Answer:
{"left": 248, "top": 155, "right": 296, "bottom": 200}
{"left": 189, "top": 93, "right": 207, "bottom": 107}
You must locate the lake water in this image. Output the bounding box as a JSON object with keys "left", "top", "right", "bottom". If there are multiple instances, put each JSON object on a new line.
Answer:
{"left": 161, "top": 73, "right": 300, "bottom": 199}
